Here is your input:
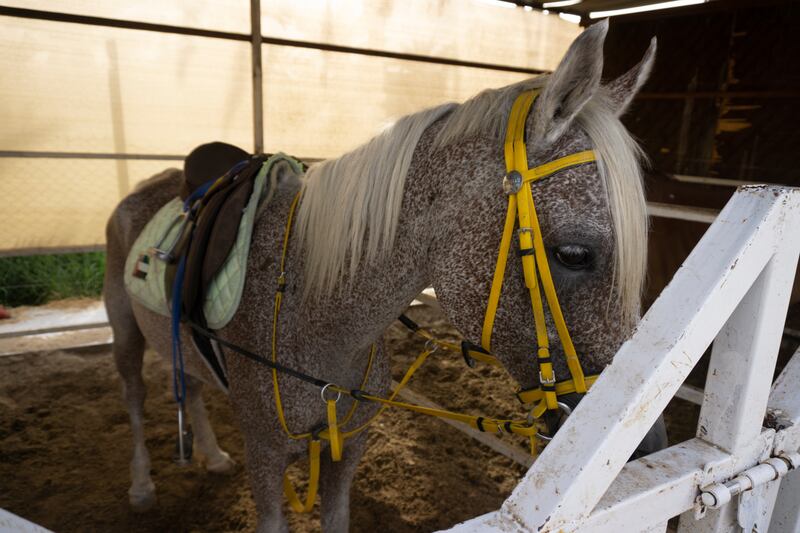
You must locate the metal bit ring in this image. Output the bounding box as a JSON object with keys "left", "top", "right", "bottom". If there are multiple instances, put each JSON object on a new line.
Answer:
{"left": 320, "top": 383, "right": 342, "bottom": 404}
{"left": 535, "top": 401, "right": 573, "bottom": 442}
{"left": 424, "top": 338, "right": 440, "bottom": 354}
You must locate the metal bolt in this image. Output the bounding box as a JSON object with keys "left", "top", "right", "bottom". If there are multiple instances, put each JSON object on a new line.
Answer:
{"left": 503, "top": 171, "right": 523, "bottom": 195}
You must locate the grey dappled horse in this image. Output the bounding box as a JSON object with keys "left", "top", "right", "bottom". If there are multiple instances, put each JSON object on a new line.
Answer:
{"left": 104, "top": 21, "right": 662, "bottom": 532}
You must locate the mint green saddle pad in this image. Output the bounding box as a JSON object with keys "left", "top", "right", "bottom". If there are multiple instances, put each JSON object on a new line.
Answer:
{"left": 123, "top": 154, "right": 302, "bottom": 329}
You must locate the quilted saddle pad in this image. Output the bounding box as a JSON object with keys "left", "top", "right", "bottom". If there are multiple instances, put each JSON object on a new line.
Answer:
{"left": 123, "top": 153, "right": 302, "bottom": 329}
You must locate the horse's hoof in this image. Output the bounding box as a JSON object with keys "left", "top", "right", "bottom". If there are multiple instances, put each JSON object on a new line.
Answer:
{"left": 129, "top": 488, "right": 157, "bottom": 512}
{"left": 206, "top": 450, "right": 236, "bottom": 474}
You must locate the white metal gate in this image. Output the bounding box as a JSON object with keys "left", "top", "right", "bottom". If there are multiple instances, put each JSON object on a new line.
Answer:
{"left": 442, "top": 185, "right": 800, "bottom": 533}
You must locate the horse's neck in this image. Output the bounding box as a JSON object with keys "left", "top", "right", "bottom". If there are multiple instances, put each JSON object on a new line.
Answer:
{"left": 284, "top": 136, "right": 440, "bottom": 367}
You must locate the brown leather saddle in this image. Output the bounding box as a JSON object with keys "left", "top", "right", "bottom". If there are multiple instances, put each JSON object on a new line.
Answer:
{"left": 177, "top": 142, "right": 263, "bottom": 387}
{"left": 181, "top": 143, "right": 261, "bottom": 317}
{"left": 173, "top": 143, "right": 305, "bottom": 389}
{"left": 181, "top": 142, "right": 249, "bottom": 200}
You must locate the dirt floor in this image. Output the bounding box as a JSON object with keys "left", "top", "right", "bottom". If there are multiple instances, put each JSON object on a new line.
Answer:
{"left": 4, "top": 298, "right": 786, "bottom": 533}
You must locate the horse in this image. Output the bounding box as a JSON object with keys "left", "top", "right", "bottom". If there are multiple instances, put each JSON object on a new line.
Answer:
{"left": 104, "top": 20, "right": 659, "bottom": 532}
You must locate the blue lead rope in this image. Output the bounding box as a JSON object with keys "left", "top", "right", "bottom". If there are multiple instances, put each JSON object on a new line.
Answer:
{"left": 171, "top": 255, "right": 188, "bottom": 405}
{"left": 170, "top": 157, "right": 250, "bottom": 407}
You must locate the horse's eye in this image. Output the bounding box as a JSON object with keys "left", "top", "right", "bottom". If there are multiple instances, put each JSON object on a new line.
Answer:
{"left": 553, "top": 244, "right": 593, "bottom": 270}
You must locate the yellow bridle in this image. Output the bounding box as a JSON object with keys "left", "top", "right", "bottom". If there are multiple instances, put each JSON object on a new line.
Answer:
{"left": 270, "top": 89, "right": 602, "bottom": 512}
{"left": 481, "top": 89, "right": 599, "bottom": 417}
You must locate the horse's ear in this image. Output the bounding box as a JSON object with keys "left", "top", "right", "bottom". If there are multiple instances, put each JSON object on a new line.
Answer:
{"left": 532, "top": 19, "right": 608, "bottom": 147}
{"left": 605, "top": 37, "right": 657, "bottom": 116}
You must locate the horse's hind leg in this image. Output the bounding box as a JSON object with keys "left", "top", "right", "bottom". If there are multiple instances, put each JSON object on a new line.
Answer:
{"left": 184, "top": 375, "right": 236, "bottom": 473}
{"left": 106, "top": 297, "right": 155, "bottom": 509}
{"left": 104, "top": 226, "right": 156, "bottom": 510}
{"left": 319, "top": 430, "right": 369, "bottom": 533}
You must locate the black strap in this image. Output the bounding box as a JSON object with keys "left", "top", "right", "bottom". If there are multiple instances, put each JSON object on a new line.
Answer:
{"left": 187, "top": 319, "right": 329, "bottom": 389}
{"left": 397, "top": 314, "right": 419, "bottom": 331}
{"left": 461, "top": 340, "right": 490, "bottom": 369}
{"left": 350, "top": 389, "right": 368, "bottom": 401}
{"left": 465, "top": 341, "right": 490, "bottom": 355}
{"left": 460, "top": 341, "right": 476, "bottom": 368}
{"left": 543, "top": 410, "right": 560, "bottom": 438}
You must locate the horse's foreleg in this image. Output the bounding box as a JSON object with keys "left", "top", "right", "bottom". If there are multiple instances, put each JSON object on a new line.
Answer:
{"left": 241, "top": 436, "right": 290, "bottom": 533}
{"left": 184, "top": 375, "right": 236, "bottom": 473}
{"left": 319, "top": 430, "right": 369, "bottom": 533}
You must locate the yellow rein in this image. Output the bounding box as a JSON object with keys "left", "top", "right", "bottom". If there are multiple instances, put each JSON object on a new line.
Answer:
{"left": 272, "top": 89, "right": 600, "bottom": 513}
{"left": 272, "top": 193, "right": 543, "bottom": 513}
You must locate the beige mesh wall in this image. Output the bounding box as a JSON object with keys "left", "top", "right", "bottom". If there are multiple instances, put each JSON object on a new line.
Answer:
{"left": 0, "top": 16, "right": 253, "bottom": 254}
{"left": 263, "top": 0, "right": 578, "bottom": 72}
{"left": 0, "top": 1, "right": 580, "bottom": 254}
{"left": 0, "top": 18, "right": 253, "bottom": 155}
{"left": 2, "top": 0, "right": 250, "bottom": 32}
{"left": 261, "top": 45, "right": 530, "bottom": 158}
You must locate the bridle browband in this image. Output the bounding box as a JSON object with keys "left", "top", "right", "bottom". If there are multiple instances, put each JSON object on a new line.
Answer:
{"left": 478, "top": 88, "right": 600, "bottom": 418}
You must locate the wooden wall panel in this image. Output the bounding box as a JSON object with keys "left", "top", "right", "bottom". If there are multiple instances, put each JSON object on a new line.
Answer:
{"left": 603, "top": 3, "right": 800, "bottom": 185}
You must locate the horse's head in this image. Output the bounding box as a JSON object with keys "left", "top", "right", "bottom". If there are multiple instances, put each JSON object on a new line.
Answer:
{"left": 427, "top": 20, "right": 655, "bottom": 398}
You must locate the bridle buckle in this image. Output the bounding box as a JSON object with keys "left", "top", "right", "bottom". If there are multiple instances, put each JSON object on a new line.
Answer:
{"left": 539, "top": 371, "right": 556, "bottom": 386}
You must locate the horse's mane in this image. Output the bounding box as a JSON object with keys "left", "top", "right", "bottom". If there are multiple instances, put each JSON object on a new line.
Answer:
{"left": 294, "top": 102, "right": 456, "bottom": 298}
{"left": 295, "top": 78, "right": 647, "bottom": 324}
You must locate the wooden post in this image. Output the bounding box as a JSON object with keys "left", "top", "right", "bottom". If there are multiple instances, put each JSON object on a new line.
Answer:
{"left": 250, "top": 0, "right": 264, "bottom": 154}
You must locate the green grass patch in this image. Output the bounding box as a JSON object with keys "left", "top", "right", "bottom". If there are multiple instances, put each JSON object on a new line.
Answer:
{"left": 0, "top": 252, "right": 106, "bottom": 307}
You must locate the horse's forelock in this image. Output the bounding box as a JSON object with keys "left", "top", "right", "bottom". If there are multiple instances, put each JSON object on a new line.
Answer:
{"left": 577, "top": 93, "right": 648, "bottom": 326}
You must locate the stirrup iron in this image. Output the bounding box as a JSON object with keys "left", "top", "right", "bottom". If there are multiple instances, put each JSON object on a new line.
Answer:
{"left": 173, "top": 405, "right": 194, "bottom": 466}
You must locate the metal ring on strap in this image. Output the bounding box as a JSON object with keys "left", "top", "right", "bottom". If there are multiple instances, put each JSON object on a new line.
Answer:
{"left": 320, "top": 383, "right": 342, "bottom": 404}
{"left": 534, "top": 401, "right": 573, "bottom": 442}
{"left": 424, "top": 338, "right": 440, "bottom": 354}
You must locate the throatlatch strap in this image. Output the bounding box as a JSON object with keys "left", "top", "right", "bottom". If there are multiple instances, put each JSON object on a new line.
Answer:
{"left": 481, "top": 197, "right": 517, "bottom": 352}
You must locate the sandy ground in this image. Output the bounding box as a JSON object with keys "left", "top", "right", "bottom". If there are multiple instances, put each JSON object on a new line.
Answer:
{"left": 1, "top": 303, "right": 536, "bottom": 532}
{"left": 1, "top": 297, "right": 769, "bottom": 532}
{"left": 4, "top": 283, "right": 800, "bottom": 533}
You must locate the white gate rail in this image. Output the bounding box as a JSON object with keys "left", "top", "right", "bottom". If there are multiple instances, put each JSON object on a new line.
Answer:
{"left": 441, "top": 185, "right": 800, "bottom": 533}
